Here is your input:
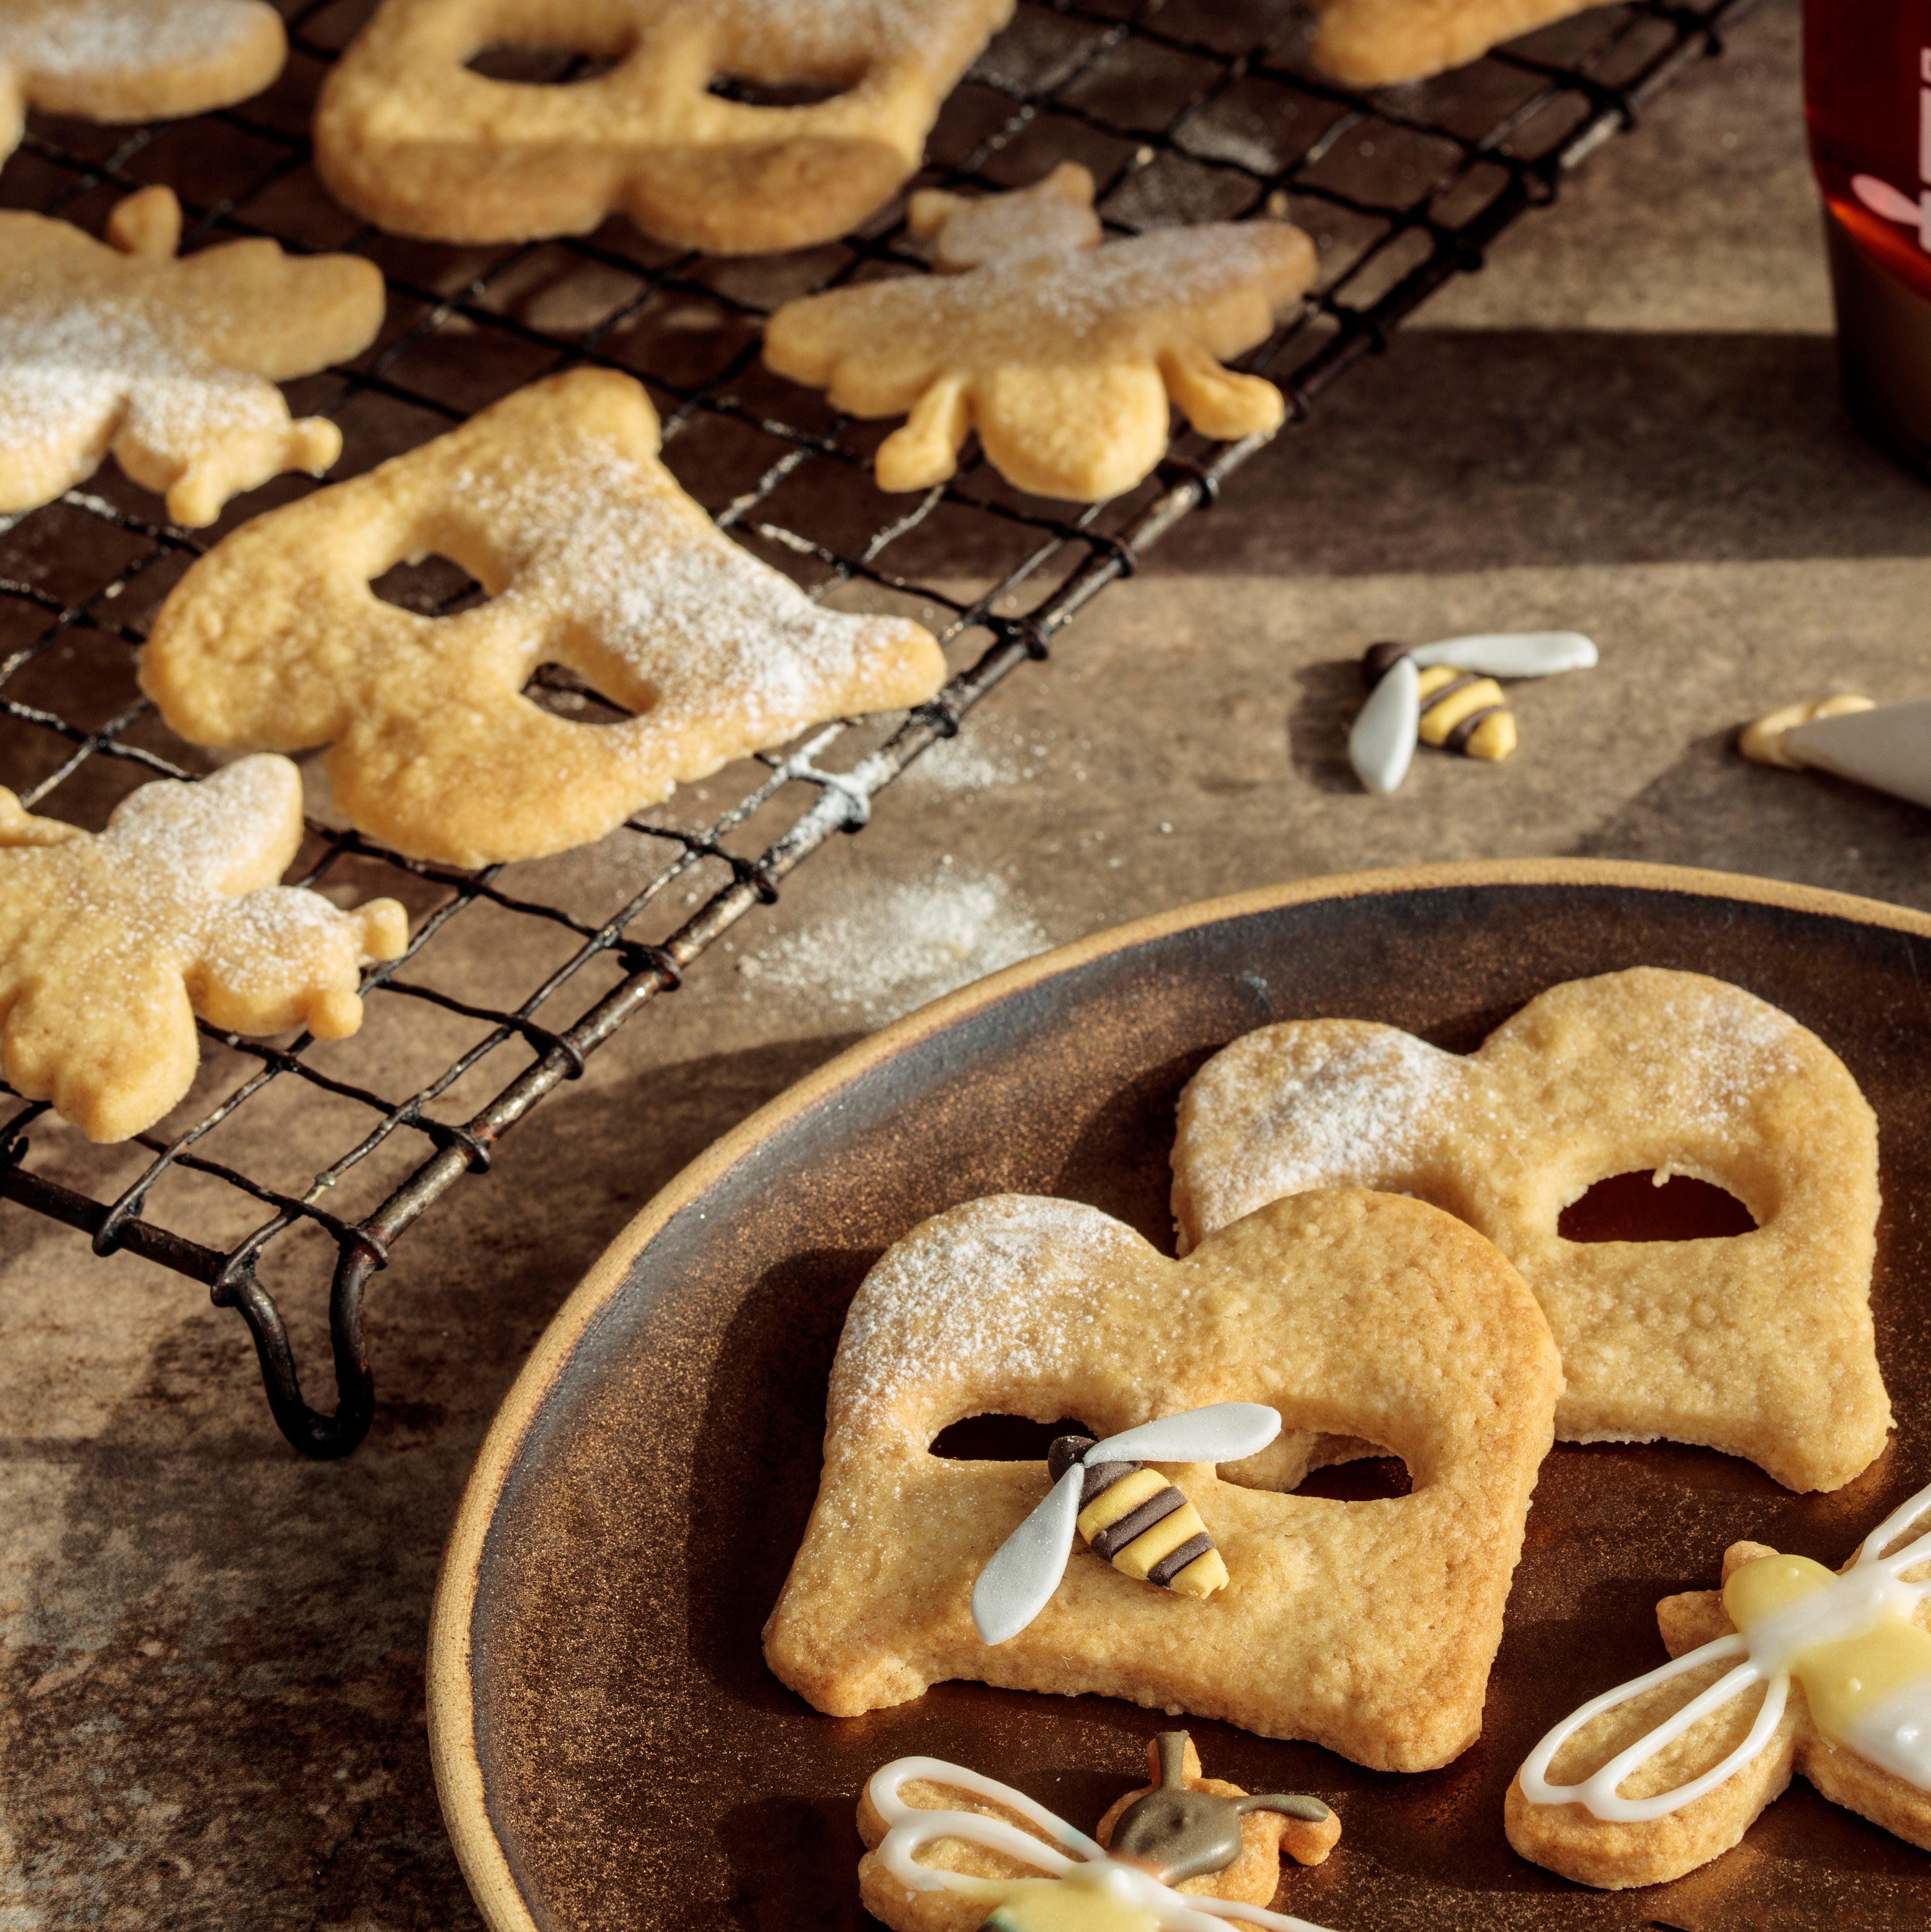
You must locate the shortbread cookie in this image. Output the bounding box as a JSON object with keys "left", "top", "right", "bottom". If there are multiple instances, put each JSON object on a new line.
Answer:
{"left": 763, "top": 164, "right": 1316, "bottom": 502}
{"left": 0, "top": 184, "right": 382, "bottom": 528}
{"left": 0, "top": 0, "right": 283, "bottom": 161}
{"left": 1507, "top": 1477, "right": 1931, "bottom": 1887}
{"left": 0, "top": 756, "right": 406, "bottom": 1142}
{"left": 314, "top": 0, "right": 1012, "bottom": 250}
{"left": 140, "top": 369, "right": 946, "bottom": 868}
{"left": 763, "top": 1188, "right": 1561, "bottom": 1771}
{"left": 1312, "top": 0, "right": 1602, "bottom": 88}
{"left": 857, "top": 1738, "right": 1337, "bottom": 1932}
{"left": 1172, "top": 968, "right": 1890, "bottom": 1493}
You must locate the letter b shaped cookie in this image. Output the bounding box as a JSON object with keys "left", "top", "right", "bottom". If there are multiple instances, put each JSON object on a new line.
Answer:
{"left": 1172, "top": 968, "right": 1891, "bottom": 1492}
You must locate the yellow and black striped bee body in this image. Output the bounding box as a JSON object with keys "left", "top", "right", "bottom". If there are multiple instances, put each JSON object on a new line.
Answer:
{"left": 1046, "top": 1434, "right": 1228, "bottom": 1600}
{"left": 1363, "top": 641, "right": 1517, "bottom": 763}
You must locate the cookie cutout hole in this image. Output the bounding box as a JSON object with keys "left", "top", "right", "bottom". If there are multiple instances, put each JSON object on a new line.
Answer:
{"left": 466, "top": 45, "right": 624, "bottom": 85}
{"left": 929, "top": 1414, "right": 1091, "bottom": 1461}
{"left": 1559, "top": 1171, "right": 1758, "bottom": 1244}
{"left": 1220, "top": 1434, "right": 1412, "bottom": 1499}
{"left": 708, "top": 76, "right": 854, "bottom": 108}
{"left": 1294, "top": 1456, "right": 1412, "bottom": 1501}
{"left": 370, "top": 553, "right": 486, "bottom": 617}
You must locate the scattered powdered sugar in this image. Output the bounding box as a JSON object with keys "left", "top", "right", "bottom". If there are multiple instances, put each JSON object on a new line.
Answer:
{"left": 1603, "top": 984, "right": 1807, "bottom": 1134}
{"left": 830, "top": 1196, "right": 1143, "bottom": 1436}
{"left": 447, "top": 450, "right": 918, "bottom": 757}
{"left": 0, "top": 0, "right": 256, "bottom": 75}
{"left": 1189, "top": 1028, "right": 1460, "bottom": 1230}
{"left": 736, "top": 869, "right": 1047, "bottom": 1019}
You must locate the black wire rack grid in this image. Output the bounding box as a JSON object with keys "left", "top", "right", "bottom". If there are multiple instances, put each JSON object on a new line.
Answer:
{"left": 0, "top": 0, "right": 1754, "bottom": 1456}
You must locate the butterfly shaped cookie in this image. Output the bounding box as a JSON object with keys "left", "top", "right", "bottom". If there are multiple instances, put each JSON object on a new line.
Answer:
{"left": 0, "top": 0, "right": 284, "bottom": 161}
{"left": 0, "top": 184, "right": 383, "bottom": 528}
{"left": 0, "top": 756, "right": 407, "bottom": 1143}
{"left": 1171, "top": 968, "right": 1892, "bottom": 1493}
{"left": 1311, "top": 0, "right": 1602, "bottom": 87}
{"left": 314, "top": 0, "right": 1014, "bottom": 250}
{"left": 763, "top": 1188, "right": 1561, "bottom": 1772}
{"left": 141, "top": 369, "right": 947, "bottom": 868}
{"left": 763, "top": 163, "right": 1318, "bottom": 502}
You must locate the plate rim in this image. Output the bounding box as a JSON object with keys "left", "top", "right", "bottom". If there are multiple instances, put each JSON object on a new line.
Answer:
{"left": 424, "top": 855, "right": 1931, "bottom": 1932}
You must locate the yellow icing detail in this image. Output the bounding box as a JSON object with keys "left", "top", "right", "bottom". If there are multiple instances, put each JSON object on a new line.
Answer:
{"left": 1077, "top": 1468, "right": 1168, "bottom": 1542}
{"left": 982, "top": 1871, "right": 1160, "bottom": 1932}
{"left": 1463, "top": 709, "right": 1516, "bottom": 762}
{"left": 1414, "top": 664, "right": 1463, "bottom": 700}
{"left": 1724, "top": 1551, "right": 1931, "bottom": 1753}
{"left": 1167, "top": 1546, "right": 1228, "bottom": 1599}
{"left": 1113, "top": 1502, "right": 1207, "bottom": 1581}
{"left": 1416, "top": 675, "right": 1504, "bottom": 744}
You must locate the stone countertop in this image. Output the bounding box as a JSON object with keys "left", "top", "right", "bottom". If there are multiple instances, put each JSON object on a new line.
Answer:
{"left": 5, "top": 3, "right": 1929, "bottom": 1926}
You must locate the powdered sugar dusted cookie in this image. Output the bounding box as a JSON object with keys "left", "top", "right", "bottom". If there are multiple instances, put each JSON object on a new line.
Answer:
{"left": 763, "top": 164, "right": 1317, "bottom": 501}
{"left": 1506, "top": 1477, "right": 1931, "bottom": 1887}
{"left": 763, "top": 1188, "right": 1561, "bottom": 1770}
{"left": 141, "top": 369, "right": 947, "bottom": 868}
{"left": 1172, "top": 968, "right": 1891, "bottom": 1493}
{"left": 1312, "top": 0, "right": 1602, "bottom": 87}
{"left": 0, "top": 185, "right": 382, "bottom": 528}
{"left": 314, "top": 0, "right": 1013, "bottom": 250}
{"left": 0, "top": 0, "right": 283, "bottom": 160}
{"left": 856, "top": 1733, "right": 1338, "bottom": 1932}
{"left": 0, "top": 755, "right": 406, "bottom": 1142}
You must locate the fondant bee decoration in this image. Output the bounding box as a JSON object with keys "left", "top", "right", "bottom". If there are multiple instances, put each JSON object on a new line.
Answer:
{"left": 972, "top": 1403, "right": 1281, "bottom": 1645}
{"left": 865, "top": 1745, "right": 1339, "bottom": 1932}
{"left": 1348, "top": 630, "right": 1598, "bottom": 796}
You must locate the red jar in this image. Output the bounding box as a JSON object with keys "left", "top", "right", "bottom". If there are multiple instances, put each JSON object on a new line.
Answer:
{"left": 1807, "top": 1, "right": 1931, "bottom": 472}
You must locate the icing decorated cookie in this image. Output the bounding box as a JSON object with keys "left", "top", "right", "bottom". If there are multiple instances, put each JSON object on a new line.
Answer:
{"left": 1741, "top": 693, "right": 1931, "bottom": 812}
{"left": 762, "top": 164, "right": 1318, "bottom": 502}
{"left": 1171, "top": 968, "right": 1891, "bottom": 1493}
{"left": 856, "top": 1738, "right": 1338, "bottom": 1932}
{"left": 0, "top": 0, "right": 284, "bottom": 161}
{"left": 0, "top": 185, "right": 382, "bottom": 528}
{"left": 313, "top": 0, "right": 1014, "bottom": 250}
{"left": 1311, "top": 0, "right": 1604, "bottom": 88}
{"left": 763, "top": 1189, "right": 1561, "bottom": 1770}
{"left": 139, "top": 369, "right": 947, "bottom": 868}
{"left": 0, "top": 755, "right": 406, "bottom": 1143}
{"left": 1506, "top": 1478, "right": 1931, "bottom": 1887}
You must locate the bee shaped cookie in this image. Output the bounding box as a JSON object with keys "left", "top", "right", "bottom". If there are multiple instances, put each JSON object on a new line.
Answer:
{"left": 0, "top": 756, "right": 406, "bottom": 1142}
{"left": 1170, "top": 968, "right": 1892, "bottom": 1494}
{"left": 0, "top": 0, "right": 284, "bottom": 161}
{"left": 857, "top": 1734, "right": 1339, "bottom": 1932}
{"left": 1311, "top": 0, "right": 1603, "bottom": 87}
{"left": 140, "top": 369, "right": 946, "bottom": 869}
{"left": 763, "top": 1188, "right": 1562, "bottom": 1771}
{"left": 1507, "top": 1476, "right": 1931, "bottom": 1887}
{"left": 763, "top": 163, "right": 1318, "bottom": 502}
{"left": 0, "top": 185, "right": 383, "bottom": 528}
{"left": 313, "top": 0, "right": 1013, "bottom": 251}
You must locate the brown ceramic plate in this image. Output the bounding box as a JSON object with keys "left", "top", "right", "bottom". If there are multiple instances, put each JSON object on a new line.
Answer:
{"left": 428, "top": 859, "right": 1931, "bottom": 1932}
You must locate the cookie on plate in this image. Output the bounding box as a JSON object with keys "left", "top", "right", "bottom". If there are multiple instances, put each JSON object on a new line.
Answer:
{"left": 763, "top": 1188, "right": 1561, "bottom": 1772}
{"left": 764, "top": 163, "right": 1316, "bottom": 502}
{"left": 140, "top": 369, "right": 947, "bottom": 868}
{"left": 1507, "top": 1476, "right": 1931, "bottom": 1886}
{"left": 1311, "top": 0, "right": 1602, "bottom": 88}
{"left": 0, "top": 755, "right": 406, "bottom": 1142}
{"left": 0, "top": 184, "right": 382, "bottom": 527}
{"left": 0, "top": 0, "right": 284, "bottom": 161}
{"left": 1171, "top": 968, "right": 1891, "bottom": 1493}
{"left": 313, "top": 0, "right": 1014, "bottom": 250}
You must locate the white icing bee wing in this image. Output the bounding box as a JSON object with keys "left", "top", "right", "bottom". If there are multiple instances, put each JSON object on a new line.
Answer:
{"left": 1410, "top": 631, "right": 1598, "bottom": 678}
{"left": 972, "top": 1464, "right": 1085, "bottom": 1645}
{"left": 1347, "top": 653, "right": 1419, "bottom": 795}
{"left": 1087, "top": 1402, "right": 1283, "bottom": 1467}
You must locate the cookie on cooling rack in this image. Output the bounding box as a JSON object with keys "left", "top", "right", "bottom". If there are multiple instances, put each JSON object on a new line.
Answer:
{"left": 763, "top": 1188, "right": 1560, "bottom": 1772}
{"left": 140, "top": 369, "right": 948, "bottom": 869}
{"left": 0, "top": 755, "right": 406, "bottom": 1143}
{"left": 1310, "top": 0, "right": 1603, "bottom": 87}
{"left": 0, "top": 0, "right": 284, "bottom": 160}
{"left": 1171, "top": 967, "right": 1891, "bottom": 1493}
{"left": 313, "top": 0, "right": 1013, "bottom": 250}
{"left": 763, "top": 163, "right": 1317, "bottom": 502}
{"left": 0, "top": 184, "right": 383, "bottom": 527}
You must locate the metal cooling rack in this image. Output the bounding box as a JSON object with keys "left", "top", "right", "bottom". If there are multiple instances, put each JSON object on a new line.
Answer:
{"left": 0, "top": 0, "right": 1753, "bottom": 1455}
